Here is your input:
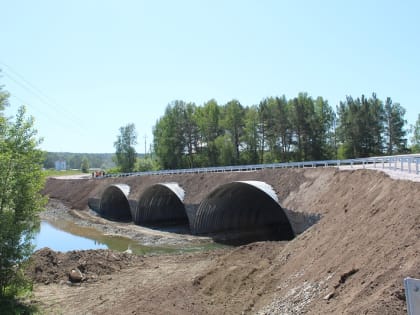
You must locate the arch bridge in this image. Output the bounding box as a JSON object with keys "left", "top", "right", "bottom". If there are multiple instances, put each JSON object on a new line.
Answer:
{"left": 89, "top": 180, "right": 306, "bottom": 243}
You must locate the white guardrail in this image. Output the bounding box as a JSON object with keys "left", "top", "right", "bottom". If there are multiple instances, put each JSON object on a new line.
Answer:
{"left": 100, "top": 154, "right": 420, "bottom": 179}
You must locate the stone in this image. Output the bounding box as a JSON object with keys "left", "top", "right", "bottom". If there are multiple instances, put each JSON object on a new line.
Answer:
{"left": 69, "top": 268, "right": 83, "bottom": 283}
{"left": 323, "top": 291, "right": 335, "bottom": 300}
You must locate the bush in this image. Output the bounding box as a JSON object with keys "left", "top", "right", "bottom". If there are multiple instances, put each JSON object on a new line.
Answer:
{"left": 0, "top": 106, "right": 46, "bottom": 302}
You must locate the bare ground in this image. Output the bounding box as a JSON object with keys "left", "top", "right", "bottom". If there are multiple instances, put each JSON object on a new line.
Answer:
{"left": 29, "top": 168, "right": 420, "bottom": 314}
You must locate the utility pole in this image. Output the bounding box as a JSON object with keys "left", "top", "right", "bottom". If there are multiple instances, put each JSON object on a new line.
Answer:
{"left": 144, "top": 134, "right": 147, "bottom": 159}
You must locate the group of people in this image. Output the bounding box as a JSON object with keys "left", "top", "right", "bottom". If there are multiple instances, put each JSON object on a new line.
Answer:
{"left": 92, "top": 170, "right": 106, "bottom": 178}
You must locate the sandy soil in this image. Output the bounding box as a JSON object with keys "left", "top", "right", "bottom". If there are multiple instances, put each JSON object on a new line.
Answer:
{"left": 29, "top": 168, "right": 420, "bottom": 314}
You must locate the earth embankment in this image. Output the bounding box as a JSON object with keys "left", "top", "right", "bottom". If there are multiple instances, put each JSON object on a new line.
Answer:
{"left": 35, "top": 168, "right": 420, "bottom": 314}
{"left": 43, "top": 168, "right": 315, "bottom": 211}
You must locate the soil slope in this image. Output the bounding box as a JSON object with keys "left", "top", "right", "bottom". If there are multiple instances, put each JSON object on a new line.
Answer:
{"left": 33, "top": 168, "right": 420, "bottom": 314}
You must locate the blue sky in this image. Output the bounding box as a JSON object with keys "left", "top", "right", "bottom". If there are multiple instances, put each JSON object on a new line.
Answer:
{"left": 1, "top": 1, "right": 419, "bottom": 153}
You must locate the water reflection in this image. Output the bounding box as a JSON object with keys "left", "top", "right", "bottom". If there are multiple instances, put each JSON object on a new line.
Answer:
{"left": 34, "top": 220, "right": 174, "bottom": 255}
{"left": 35, "top": 221, "right": 107, "bottom": 251}
{"left": 34, "top": 220, "right": 225, "bottom": 255}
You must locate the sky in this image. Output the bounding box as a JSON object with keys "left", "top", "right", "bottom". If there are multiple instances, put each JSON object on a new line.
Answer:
{"left": 1, "top": 0, "right": 419, "bottom": 153}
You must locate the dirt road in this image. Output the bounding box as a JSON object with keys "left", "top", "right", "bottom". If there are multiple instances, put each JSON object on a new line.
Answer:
{"left": 29, "top": 168, "right": 420, "bottom": 314}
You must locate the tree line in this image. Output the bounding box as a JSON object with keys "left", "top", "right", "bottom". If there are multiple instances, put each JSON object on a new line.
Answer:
{"left": 152, "top": 92, "right": 414, "bottom": 170}
{"left": 43, "top": 152, "right": 116, "bottom": 170}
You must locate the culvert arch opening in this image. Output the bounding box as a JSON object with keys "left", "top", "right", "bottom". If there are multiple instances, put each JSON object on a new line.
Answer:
{"left": 192, "top": 181, "right": 294, "bottom": 244}
{"left": 133, "top": 183, "right": 188, "bottom": 226}
{"left": 99, "top": 184, "right": 132, "bottom": 221}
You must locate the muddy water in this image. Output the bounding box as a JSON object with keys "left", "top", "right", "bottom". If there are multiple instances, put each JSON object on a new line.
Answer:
{"left": 35, "top": 219, "right": 225, "bottom": 255}
{"left": 34, "top": 220, "right": 180, "bottom": 255}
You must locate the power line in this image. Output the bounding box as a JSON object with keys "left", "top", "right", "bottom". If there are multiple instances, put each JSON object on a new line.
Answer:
{"left": 8, "top": 93, "right": 87, "bottom": 139}
{"left": 3, "top": 72, "right": 90, "bottom": 138}
{"left": 0, "top": 60, "right": 89, "bottom": 132}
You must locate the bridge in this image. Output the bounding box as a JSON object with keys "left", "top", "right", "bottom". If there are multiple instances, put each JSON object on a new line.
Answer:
{"left": 81, "top": 155, "right": 419, "bottom": 243}
{"left": 88, "top": 180, "right": 300, "bottom": 243}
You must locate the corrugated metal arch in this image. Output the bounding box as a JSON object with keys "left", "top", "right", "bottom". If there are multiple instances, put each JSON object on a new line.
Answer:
{"left": 133, "top": 183, "right": 187, "bottom": 225}
{"left": 99, "top": 184, "right": 132, "bottom": 221}
{"left": 192, "top": 181, "right": 294, "bottom": 241}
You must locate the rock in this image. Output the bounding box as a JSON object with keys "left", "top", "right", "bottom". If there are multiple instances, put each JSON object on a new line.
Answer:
{"left": 69, "top": 268, "right": 83, "bottom": 283}
{"left": 323, "top": 291, "right": 335, "bottom": 300}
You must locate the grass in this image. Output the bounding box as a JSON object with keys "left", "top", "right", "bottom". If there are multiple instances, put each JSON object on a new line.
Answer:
{"left": 43, "top": 169, "right": 85, "bottom": 177}
{"left": 0, "top": 284, "right": 40, "bottom": 315}
{"left": 0, "top": 297, "right": 40, "bottom": 315}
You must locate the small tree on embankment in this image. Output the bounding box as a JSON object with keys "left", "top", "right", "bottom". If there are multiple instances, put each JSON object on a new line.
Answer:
{"left": 0, "top": 85, "right": 46, "bottom": 308}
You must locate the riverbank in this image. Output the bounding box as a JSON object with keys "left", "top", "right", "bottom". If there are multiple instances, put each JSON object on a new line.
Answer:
{"left": 29, "top": 168, "right": 420, "bottom": 314}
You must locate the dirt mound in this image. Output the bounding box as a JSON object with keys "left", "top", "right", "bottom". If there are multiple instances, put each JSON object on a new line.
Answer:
{"left": 27, "top": 248, "right": 143, "bottom": 284}
{"left": 188, "top": 169, "right": 420, "bottom": 314}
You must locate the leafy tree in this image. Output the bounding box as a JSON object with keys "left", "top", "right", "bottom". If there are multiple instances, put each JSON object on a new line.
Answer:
{"left": 411, "top": 114, "right": 420, "bottom": 153}
{"left": 367, "top": 93, "right": 385, "bottom": 155}
{"left": 274, "top": 96, "right": 293, "bottom": 162}
{"left": 222, "top": 99, "right": 244, "bottom": 164}
{"left": 336, "top": 93, "right": 385, "bottom": 158}
{"left": 241, "top": 106, "right": 259, "bottom": 164}
{"left": 183, "top": 102, "right": 199, "bottom": 168}
{"left": 312, "top": 96, "right": 335, "bottom": 160}
{"left": 194, "top": 99, "right": 220, "bottom": 166}
{"left": 384, "top": 97, "right": 407, "bottom": 154}
{"left": 0, "top": 101, "right": 46, "bottom": 301}
{"left": 289, "top": 93, "right": 316, "bottom": 161}
{"left": 258, "top": 97, "right": 279, "bottom": 162}
{"left": 214, "top": 134, "right": 235, "bottom": 165}
{"left": 153, "top": 101, "right": 188, "bottom": 169}
{"left": 135, "top": 157, "right": 160, "bottom": 172}
{"left": 257, "top": 98, "right": 271, "bottom": 163}
{"left": 81, "top": 156, "right": 90, "bottom": 173}
{"left": 114, "top": 123, "right": 137, "bottom": 172}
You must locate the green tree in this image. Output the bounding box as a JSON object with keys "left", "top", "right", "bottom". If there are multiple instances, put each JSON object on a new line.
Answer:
{"left": 214, "top": 134, "right": 235, "bottom": 165}
{"left": 222, "top": 100, "right": 244, "bottom": 164}
{"left": 183, "top": 102, "right": 199, "bottom": 168}
{"left": 153, "top": 101, "right": 187, "bottom": 169}
{"left": 289, "top": 93, "right": 315, "bottom": 161}
{"left": 194, "top": 99, "right": 220, "bottom": 166}
{"left": 411, "top": 114, "right": 420, "bottom": 153}
{"left": 81, "top": 156, "right": 90, "bottom": 173}
{"left": 114, "top": 123, "right": 137, "bottom": 172}
{"left": 257, "top": 98, "right": 271, "bottom": 163}
{"left": 258, "top": 97, "right": 278, "bottom": 163}
{"left": 312, "top": 96, "right": 335, "bottom": 160}
{"left": 135, "top": 157, "right": 160, "bottom": 172}
{"left": 241, "top": 106, "right": 259, "bottom": 164}
{"left": 0, "top": 102, "right": 46, "bottom": 301}
{"left": 336, "top": 93, "right": 385, "bottom": 158}
{"left": 274, "top": 96, "right": 293, "bottom": 162}
{"left": 384, "top": 97, "right": 407, "bottom": 154}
